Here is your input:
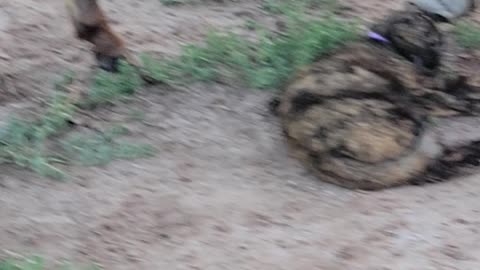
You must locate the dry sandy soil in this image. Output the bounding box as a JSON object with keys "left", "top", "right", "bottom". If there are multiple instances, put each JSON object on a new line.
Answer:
{"left": 1, "top": 0, "right": 480, "bottom": 269}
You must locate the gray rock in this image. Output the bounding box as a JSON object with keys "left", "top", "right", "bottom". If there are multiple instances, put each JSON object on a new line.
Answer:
{"left": 411, "top": 0, "right": 474, "bottom": 20}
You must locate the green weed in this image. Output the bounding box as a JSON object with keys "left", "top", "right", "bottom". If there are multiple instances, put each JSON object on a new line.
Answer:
{"left": 262, "top": 0, "right": 338, "bottom": 14}
{"left": 83, "top": 61, "right": 142, "bottom": 107}
{"left": 160, "top": 0, "right": 185, "bottom": 6}
{"left": 0, "top": 92, "right": 75, "bottom": 180}
{"left": 0, "top": 257, "right": 101, "bottom": 270}
{"left": 0, "top": 66, "right": 154, "bottom": 179}
{"left": 128, "top": 109, "right": 147, "bottom": 122}
{"left": 244, "top": 19, "right": 259, "bottom": 31}
{"left": 142, "top": 15, "right": 357, "bottom": 89}
{"left": 455, "top": 21, "right": 480, "bottom": 49}
{"left": 0, "top": 257, "right": 45, "bottom": 270}
{"left": 62, "top": 126, "right": 155, "bottom": 167}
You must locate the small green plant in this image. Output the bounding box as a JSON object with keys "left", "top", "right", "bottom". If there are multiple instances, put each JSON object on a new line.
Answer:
{"left": 62, "top": 125, "right": 155, "bottom": 167}
{"left": 0, "top": 92, "right": 76, "bottom": 180}
{"left": 262, "top": 0, "right": 290, "bottom": 14}
{"left": 142, "top": 14, "right": 357, "bottom": 89}
{"left": 128, "top": 109, "right": 146, "bottom": 122}
{"left": 262, "top": 0, "right": 338, "bottom": 14}
{"left": 159, "top": 0, "right": 185, "bottom": 6}
{"left": 83, "top": 61, "right": 142, "bottom": 107}
{"left": 0, "top": 66, "right": 154, "bottom": 179}
{"left": 54, "top": 70, "right": 75, "bottom": 91}
{"left": 0, "top": 257, "right": 101, "bottom": 270}
{"left": 245, "top": 19, "right": 259, "bottom": 30}
{"left": 250, "top": 14, "right": 357, "bottom": 88}
{"left": 0, "top": 256, "right": 45, "bottom": 270}
{"left": 455, "top": 21, "right": 480, "bottom": 49}
{"left": 141, "top": 31, "right": 252, "bottom": 85}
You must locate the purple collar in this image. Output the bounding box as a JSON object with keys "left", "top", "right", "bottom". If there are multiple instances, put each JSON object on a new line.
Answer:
{"left": 367, "top": 31, "right": 390, "bottom": 43}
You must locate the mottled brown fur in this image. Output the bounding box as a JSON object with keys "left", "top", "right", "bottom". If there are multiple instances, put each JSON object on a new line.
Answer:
{"left": 370, "top": 5, "right": 442, "bottom": 75}
{"left": 274, "top": 39, "right": 480, "bottom": 190}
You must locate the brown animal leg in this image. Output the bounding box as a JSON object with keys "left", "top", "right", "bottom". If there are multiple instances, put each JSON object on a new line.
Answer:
{"left": 65, "top": 0, "right": 127, "bottom": 72}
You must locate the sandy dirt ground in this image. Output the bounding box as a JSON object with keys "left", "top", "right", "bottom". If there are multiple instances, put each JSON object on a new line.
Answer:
{"left": 1, "top": 0, "right": 480, "bottom": 269}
